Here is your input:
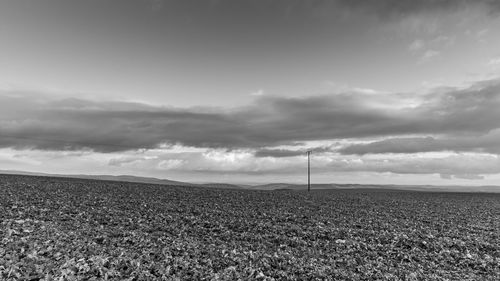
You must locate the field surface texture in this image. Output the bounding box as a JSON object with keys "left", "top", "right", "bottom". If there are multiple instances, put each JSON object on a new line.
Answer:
{"left": 1, "top": 175, "right": 499, "bottom": 280}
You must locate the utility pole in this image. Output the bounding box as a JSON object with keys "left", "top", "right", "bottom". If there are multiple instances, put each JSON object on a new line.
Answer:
{"left": 306, "top": 150, "right": 312, "bottom": 192}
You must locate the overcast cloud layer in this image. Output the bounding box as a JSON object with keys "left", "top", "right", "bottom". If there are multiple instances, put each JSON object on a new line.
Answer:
{"left": 1, "top": 78, "right": 500, "bottom": 156}
{"left": 2, "top": 79, "right": 500, "bottom": 184}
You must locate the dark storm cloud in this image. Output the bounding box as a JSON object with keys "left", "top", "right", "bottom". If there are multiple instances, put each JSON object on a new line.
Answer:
{"left": 1, "top": 78, "right": 500, "bottom": 153}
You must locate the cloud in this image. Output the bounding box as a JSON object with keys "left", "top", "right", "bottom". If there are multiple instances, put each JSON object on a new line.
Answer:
{"left": 0, "top": 90, "right": 400, "bottom": 152}
{"left": 147, "top": 0, "right": 500, "bottom": 29}
{"left": 1, "top": 78, "right": 500, "bottom": 154}
{"left": 339, "top": 130, "right": 500, "bottom": 155}
{"left": 254, "top": 149, "right": 305, "bottom": 158}
{"left": 429, "top": 35, "right": 455, "bottom": 46}
{"left": 476, "top": 29, "right": 489, "bottom": 39}
{"left": 409, "top": 36, "right": 454, "bottom": 63}
{"left": 97, "top": 145, "right": 500, "bottom": 181}
{"left": 321, "top": 154, "right": 500, "bottom": 181}
{"left": 419, "top": 49, "right": 440, "bottom": 63}
{"left": 3, "top": 146, "right": 499, "bottom": 182}
{"left": 440, "top": 173, "right": 485, "bottom": 180}
{"left": 254, "top": 146, "right": 332, "bottom": 158}
{"left": 108, "top": 155, "right": 158, "bottom": 167}
{"left": 147, "top": 0, "right": 164, "bottom": 11}
{"left": 329, "top": 0, "right": 500, "bottom": 20}
{"left": 489, "top": 57, "right": 500, "bottom": 65}
{"left": 409, "top": 39, "right": 425, "bottom": 51}
{"left": 250, "top": 89, "right": 265, "bottom": 96}
{"left": 144, "top": 150, "right": 500, "bottom": 181}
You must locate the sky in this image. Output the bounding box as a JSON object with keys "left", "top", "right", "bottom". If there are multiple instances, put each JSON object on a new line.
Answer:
{"left": 1, "top": 0, "right": 500, "bottom": 185}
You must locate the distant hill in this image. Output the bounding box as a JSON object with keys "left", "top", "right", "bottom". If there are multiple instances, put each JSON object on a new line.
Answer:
{"left": 249, "top": 182, "right": 500, "bottom": 193}
{"left": 250, "top": 183, "right": 341, "bottom": 190}
{"left": 1, "top": 170, "right": 499, "bottom": 193}
{"left": 75, "top": 174, "right": 196, "bottom": 186}
{"left": 0, "top": 170, "right": 249, "bottom": 190}
{"left": 0, "top": 170, "right": 194, "bottom": 187}
{"left": 196, "top": 183, "right": 246, "bottom": 189}
{"left": 249, "top": 183, "right": 300, "bottom": 190}
{"left": 387, "top": 184, "right": 500, "bottom": 193}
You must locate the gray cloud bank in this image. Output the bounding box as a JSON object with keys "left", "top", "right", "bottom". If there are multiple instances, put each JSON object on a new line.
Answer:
{"left": 140, "top": 150, "right": 500, "bottom": 181}
{"left": 1, "top": 78, "right": 500, "bottom": 154}
{"left": 254, "top": 146, "right": 333, "bottom": 158}
{"left": 339, "top": 131, "right": 500, "bottom": 155}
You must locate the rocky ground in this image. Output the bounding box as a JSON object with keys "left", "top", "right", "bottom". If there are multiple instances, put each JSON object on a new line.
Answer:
{"left": 1, "top": 174, "right": 499, "bottom": 280}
